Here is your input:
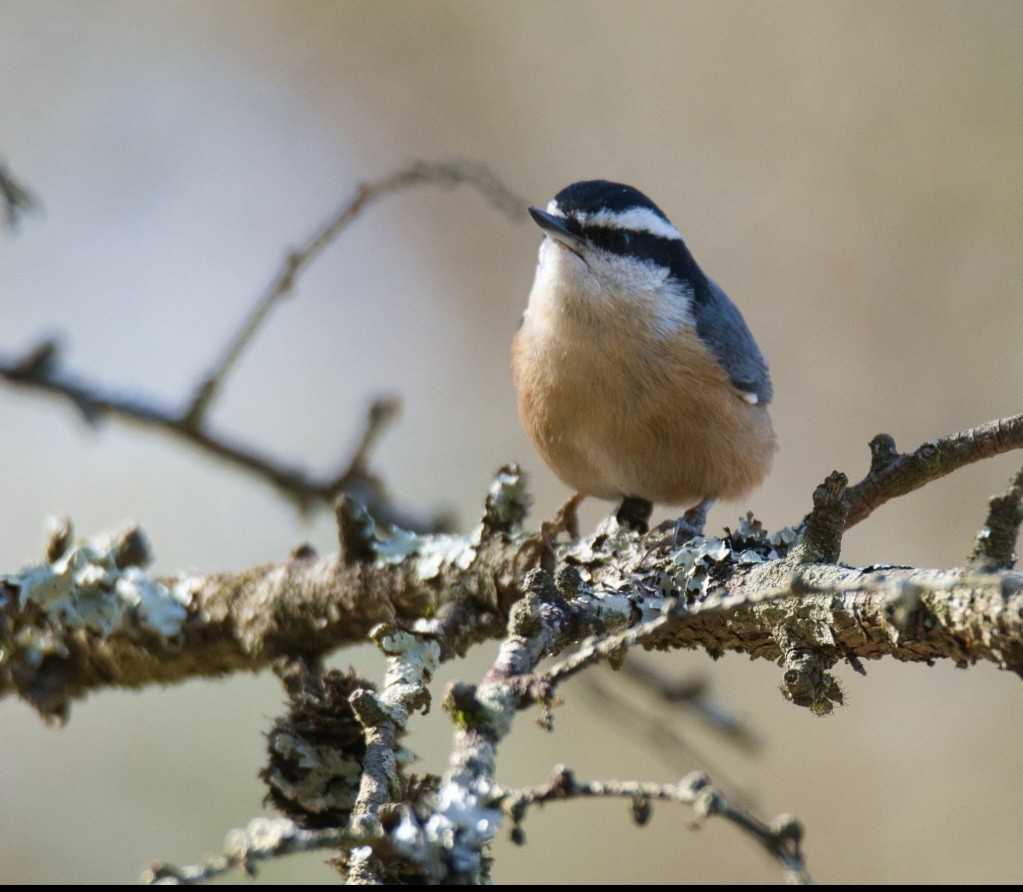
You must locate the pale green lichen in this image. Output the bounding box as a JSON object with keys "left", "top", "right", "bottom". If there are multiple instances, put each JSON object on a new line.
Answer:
{"left": 265, "top": 732, "right": 362, "bottom": 813}
{"left": 772, "top": 525, "right": 801, "bottom": 550}
{"left": 4, "top": 539, "right": 192, "bottom": 673}
{"left": 374, "top": 527, "right": 477, "bottom": 581}
{"left": 479, "top": 464, "right": 530, "bottom": 534}
{"left": 415, "top": 535, "right": 477, "bottom": 581}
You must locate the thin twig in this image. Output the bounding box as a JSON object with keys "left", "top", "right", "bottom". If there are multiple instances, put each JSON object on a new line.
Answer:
{"left": 501, "top": 767, "right": 810, "bottom": 884}
{"left": 616, "top": 659, "right": 762, "bottom": 752}
{"left": 0, "top": 341, "right": 435, "bottom": 523}
{"left": 0, "top": 160, "right": 39, "bottom": 231}
{"left": 843, "top": 414, "right": 1023, "bottom": 529}
{"left": 544, "top": 612, "right": 673, "bottom": 686}
{"left": 183, "top": 158, "right": 526, "bottom": 426}
{"left": 141, "top": 818, "right": 357, "bottom": 885}
{"left": 579, "top": 676, "right": 760, "bottom": 809}
{"left": 0, "top": 159, "right": 525, "bottom": 525}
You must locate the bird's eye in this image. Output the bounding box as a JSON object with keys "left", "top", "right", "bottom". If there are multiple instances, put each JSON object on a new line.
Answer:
{"left": 614, "top": 230, "right": 632, "bottom": 251}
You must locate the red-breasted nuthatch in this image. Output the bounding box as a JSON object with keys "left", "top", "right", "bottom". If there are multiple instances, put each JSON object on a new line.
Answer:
{"left": 512, "top": 180, "right": 776, "bottom": 527}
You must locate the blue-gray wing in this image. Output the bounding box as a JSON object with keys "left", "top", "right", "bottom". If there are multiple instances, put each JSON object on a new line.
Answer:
{"left": 695, "top": 279, "right": 773, "bottom": 405}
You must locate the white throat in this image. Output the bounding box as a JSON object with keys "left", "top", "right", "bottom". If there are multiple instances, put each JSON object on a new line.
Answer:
{"left": 526, "top": 238, "right": 695, "bottom": 339}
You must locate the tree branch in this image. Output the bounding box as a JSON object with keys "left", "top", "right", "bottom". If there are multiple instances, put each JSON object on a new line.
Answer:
{"left": 843, "top": 414, "right": 1023, "bottom": 529}
{"left": 183, "top": 159, "right": 526, "bottom": 426}
{"left": 0, "top": 159, "right": 38, "bottom": 231}
{"left": 0, "top": 159, "right": 526, "bottom": 525}
{"left": 0, "top": 344, "right": 433, "bottom": 524}
{"left": 5, "top": 458, "right": 1023, "bottom": 724}
{"left": 969, "top": 465, "right": 1023, "bottom": 570}
{"left": 613, "top": 660, "right": 762, "bottom": 753}
{"left": 501, "top": 767, "right": 810, "bottom": 884}
{"left": 142, "top": 818, "right": 354, "bottom": 885}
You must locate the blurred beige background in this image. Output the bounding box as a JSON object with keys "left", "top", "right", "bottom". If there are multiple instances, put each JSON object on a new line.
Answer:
{"left": 2, "top": 0, "right": 1023, "bottom": 883}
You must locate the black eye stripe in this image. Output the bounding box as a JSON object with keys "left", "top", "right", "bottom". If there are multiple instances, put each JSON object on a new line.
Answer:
{"left": 581, "top": 225, "right": 672, "bottom": 257}
{"left": 573, "top": 224, "right": 710, "bottom": 305}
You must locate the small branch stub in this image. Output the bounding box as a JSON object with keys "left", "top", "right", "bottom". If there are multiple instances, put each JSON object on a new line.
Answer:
{"left": 792, "top": 471, "right": 849, "bottom": 564}
{"left": 335, "top": 495, "right": 377, "bottom": 566}
{"left": 780, "top": 649, "right": 843, "bottom": 717}
{"left": 969, "top": 466, "right": 1023, "bottom": 571}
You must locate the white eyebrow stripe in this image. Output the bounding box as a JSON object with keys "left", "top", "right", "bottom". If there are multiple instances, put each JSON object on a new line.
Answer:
{"left": 545, "top": 200, "right": 682, "bottom": 241}
{"left": 581, "top": 207, "right": 681, "bottom": 240}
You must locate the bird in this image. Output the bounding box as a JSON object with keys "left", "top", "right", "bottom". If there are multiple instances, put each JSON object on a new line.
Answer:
{"left": 511, "top": 180, "right": 776, "bottom": 535}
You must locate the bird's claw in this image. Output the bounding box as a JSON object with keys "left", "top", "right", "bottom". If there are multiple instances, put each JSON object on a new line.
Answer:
{"left": 640, "top": 499, "right": 713, "bottom": 558}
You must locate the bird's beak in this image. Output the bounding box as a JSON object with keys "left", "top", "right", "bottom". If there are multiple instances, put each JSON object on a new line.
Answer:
{"left": 529, "top": 207, "right": 585, "bottom": 251}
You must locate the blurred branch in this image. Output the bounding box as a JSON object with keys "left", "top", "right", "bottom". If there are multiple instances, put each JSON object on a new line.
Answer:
{"left": 578, "top": 675, "right": 759, "bottom": 810}
{"left": 142, "top": 818, "right": 353, "bottom": 885}
{"left": 184, "top": 158, "right": 526, "bottom": 426}
{"left": 500, "top": 767, "right": 810, "bottom": 884}
{"left": 615, "top": 660, "right": 762, "bottom": 753}
{"left": 0, "top": 338, "right": 434, "bottom": 525}
{"left": 0, "top": 159, "right": 527, "bottom": 524}
{"left": 5, "top": 456, "right": 1023, "bottom": 724}
{"left": 0, "top": 160, "right": 39, "bottom": 231}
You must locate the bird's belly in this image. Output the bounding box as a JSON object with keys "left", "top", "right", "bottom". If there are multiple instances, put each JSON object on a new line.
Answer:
{"left": 512, "top": 323, "right": 775, "bottom": 506}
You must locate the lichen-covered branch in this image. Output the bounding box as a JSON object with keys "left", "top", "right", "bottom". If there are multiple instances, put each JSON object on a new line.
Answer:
{"left": 142, "top": 818, "right": 354, "bottom": 885}
{"left": 5, "top": 462, "right": 1023, "bottom": 725}
{"left": 12, "top": 414, "right": 1000, "bottom": 882}
{"left": 970, "top": 465, "right": 1023, "bottom": 570}
{"left": 0, "top": 466, "right": 530, "bottom": 722}
{"left": 500, "top": 767, "right": 810, "bottom": 884}
{"left": 843, "top": 414, "right": 1023, "bottom": 529}
{"left": 343, "top": 625, "right": 442, "bottom": 883}
{"left": 423, "top": 563, "right": 643, "bottom": 882}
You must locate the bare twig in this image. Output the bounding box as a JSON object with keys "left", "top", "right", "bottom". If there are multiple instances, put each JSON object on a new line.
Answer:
{"left": 0, "top": 339, "right": 439, "bottom": 526}
{"left": 0, "top": 160, "right": 39, "bottom": 231}
{"left": 969, "top": 465, "right": 1023, "bottom": 570}
{"left": 0, "top": 159, "right": 526, "bottom": 524}
{"left": 578, "top": 676, "right": 760, "bottom": 808}
{"left": 183, "top": 159, "right": 526, "bottom": 426}
{"left": 843, "top": 415, "right": 1023, "bottom": 529}
{"left": 544, "top": 612, "right": 673, "bottom": 686}
{"left": 615, "top": 660, "right": 761, "bottom": 752}
{"left": 501, "top": 766, "right": 810, "bottom": 884}
{"left": 141, "top": 818, "right": 352, "bottom": 885}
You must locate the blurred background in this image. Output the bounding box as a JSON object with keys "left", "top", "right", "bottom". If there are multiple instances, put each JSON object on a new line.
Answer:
{"left": 2, "top": 0, "right": 1023, "bottom": 883}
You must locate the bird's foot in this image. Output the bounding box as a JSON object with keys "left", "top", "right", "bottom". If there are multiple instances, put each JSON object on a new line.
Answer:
{"left": 615, "top": 496, "right": 653, "bottom": 534}
{"left": 551, "top": 492, "right": 585, "bottom": 541}
{"left": 640, "top": 499, "right": 713, "bottom": 557}
{"left": 513, "top": 493, "right": 586, "bottom": 578}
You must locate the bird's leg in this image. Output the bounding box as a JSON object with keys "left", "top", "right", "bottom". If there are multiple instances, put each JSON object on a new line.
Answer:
{"left": 551, "top": 492, "right": 585, "bottom": 541}
{"left": 615, "top": 496, "right": 654, "bottom": 533}
{"left": 675, "top": 498, "right": 712, "bottom": 540}
{"left": 513, "top": 493, "right": 585, "bottom": 580}
{"left": 640, "top": 498, "right": 714, "bottom": 558}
